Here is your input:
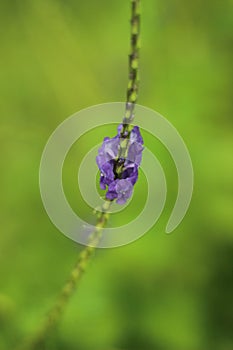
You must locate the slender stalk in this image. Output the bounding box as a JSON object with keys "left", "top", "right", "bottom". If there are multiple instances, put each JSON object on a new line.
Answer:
{"left": 19, "top": 1, "right": 141, "bottom": 349}
{"left": 19, "top": 203, "right": 111, "bottom": 350}
{"left": 122, "top": 0, "right": 140, "bottom": 133}
{"left": 119, "top": 0, "right": 141, "bottom": 165}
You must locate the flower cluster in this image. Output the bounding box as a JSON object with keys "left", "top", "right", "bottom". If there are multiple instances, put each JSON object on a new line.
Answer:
{"left": 96, "top": 124, "right": 144, "bottom": 204}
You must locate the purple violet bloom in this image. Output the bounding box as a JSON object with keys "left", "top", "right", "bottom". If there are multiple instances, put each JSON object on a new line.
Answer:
{"left": 128, "top": 142, "right": 143, "bottom": 165}
{"left": 118, "top": 124, "right": 144, "bottom": 145}
{"left": 96, "top": 124, "right": 144, "bottom": 204}
{"left": 96, "top": 136, "right": 119, "bottom": 169}
{"left": 106, "top": 179, "right": 133, "bottom": 204}
{"left": 121, "top": 162, "right": 138, "bottom": 185}
{"left": 100, "top": 161, "right": 115, "bottom": 189}
{"left": 131, "top": 126, "right": 144, "bottom": 145}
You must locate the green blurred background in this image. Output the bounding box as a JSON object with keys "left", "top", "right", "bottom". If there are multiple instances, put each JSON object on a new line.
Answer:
{"left": 0, "top": 0, "right": 233, "bottom": 349}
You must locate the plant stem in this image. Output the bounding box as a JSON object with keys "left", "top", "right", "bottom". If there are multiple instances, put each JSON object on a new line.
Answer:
{"left": 123, "top": 0, "right": 140, "bottom": 133}
{"left": 20, "top": 202, "right": 111, "bottom": 350}
{"left": 119, "top": 0, "right": 141, "bottom": 164}
{"left": 19, "top": 1, "right": 141, "bottom": 349}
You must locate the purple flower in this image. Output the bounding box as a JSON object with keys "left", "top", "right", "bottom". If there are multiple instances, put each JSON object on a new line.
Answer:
{"left": 106, "top": 179, "right": 133, "bottom": 204}
{"left": 130, "top": 126, "right": 144, "bottom": 145}
{"left": 96, "top": 136, "right": 119, "bottom": 169}
{"left": 121, "top": 162, "right": 138, "bottom": 185}
{"left": 117, "top": 125, "right": 144, "bottom": 165}
{"left": 96, "top": 123, "right": 144, "bottom": 204}
{"left": 118, "top": 125, "right": 144, "bottom": 145}
{"left": 128, "top": 142, "right": 143, "bottom": 165}
{"left": 99, "top": 161, "right": 115, "bottom": 189}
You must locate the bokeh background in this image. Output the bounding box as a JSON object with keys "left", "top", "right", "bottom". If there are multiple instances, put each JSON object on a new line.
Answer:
{"left": 0, "top": 0, "right": 233, "bottom": 349}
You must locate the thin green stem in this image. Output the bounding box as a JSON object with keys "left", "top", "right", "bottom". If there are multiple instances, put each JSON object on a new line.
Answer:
{"left": 122, "top": 0, "right": 140, "bottom": 135}
{"left": 19, "top": 1, "right": 141, "bottom": 349}
{"left": 20, "top": 202, "right": 111, "bottom": 350}
{"left": 118, "top": 0, "right": 141, "bottom": 166}
{"left": 126, "top": 0, "right": 140, "bottom": 105}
